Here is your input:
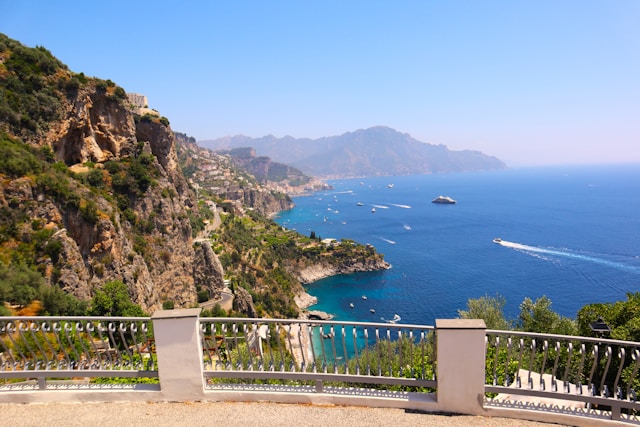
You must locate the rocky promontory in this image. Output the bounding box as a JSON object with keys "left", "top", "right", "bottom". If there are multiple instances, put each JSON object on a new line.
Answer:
{"left": 293, "top": 257, "right": 391, "bottom": 285}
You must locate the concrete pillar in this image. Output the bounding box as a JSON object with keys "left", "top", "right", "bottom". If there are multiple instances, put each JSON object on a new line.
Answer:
{"left": 435, "top": 319, "right": 486, "bottom": 415}
{"left": 152, "top": 308, "right": 205, "bottom": 401}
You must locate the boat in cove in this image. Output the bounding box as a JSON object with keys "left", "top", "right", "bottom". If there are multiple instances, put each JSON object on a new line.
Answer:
{"left": 432, "top": 195, "right": 456, "bottom": 204}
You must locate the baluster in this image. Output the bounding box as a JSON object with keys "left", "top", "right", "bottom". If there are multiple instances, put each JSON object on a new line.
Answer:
{"left": 352, "top": 326, "right": 360, "bottom": 375}
{"left": 340, "top": 325, "right": 349, "bottom": 375}
{"left": 492, "top": 335, "right": 500, "bottom": 386}
{"left": 612, "top": 347, "right": 625, "bottom": 399}
{"left": 626, "top": 349, "right": 640, "bottom": 400}
{"left": 599, "top": 346, "right": 613, "bottom": 397}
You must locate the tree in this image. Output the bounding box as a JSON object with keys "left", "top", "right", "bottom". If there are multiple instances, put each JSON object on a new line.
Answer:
{"left": 458, "top": 294, "right": 511, "bottom": 330}
{"left": 517, "top": 295, "right": 577, "bottom": 335}
{"left": 577, "top": 292, "right": 640, "bottom": 341}
{"left": 0, "top": 263, "right": 44, "bottom": 308}
{"left": 89, "top": 280, "right": 146, "bottom": 317}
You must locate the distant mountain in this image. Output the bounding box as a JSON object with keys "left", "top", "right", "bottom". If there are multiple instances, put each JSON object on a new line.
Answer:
{"left": 200, "top": 126, "right": 507, "bottom": 178}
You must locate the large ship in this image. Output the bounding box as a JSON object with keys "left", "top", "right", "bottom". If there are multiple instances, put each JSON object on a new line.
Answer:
{"left": 431, "top": 195, "right": 456, "bottom": 204}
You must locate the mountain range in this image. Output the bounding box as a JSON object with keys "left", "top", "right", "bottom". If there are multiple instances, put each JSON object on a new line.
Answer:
{"left": 200, "top": 126, "right": 506, "bottom": 178}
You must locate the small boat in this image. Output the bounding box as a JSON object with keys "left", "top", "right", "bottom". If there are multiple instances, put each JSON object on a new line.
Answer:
{"left": 349, "top": 303, "right": 354, "bottom": 308}
{"left": 493, "top": 237, "right": 502, "bottom": 244}
{"left": 357, "top": 202, "right": 364, "bottom": 206}
{"left": 362, "top": 295, "right": 367, "bottom": 300}
{"left": 371, "top": 208, "right": 376, "bottom": 213}
{"left": 370, "top": 309, "right": 376, "bottom": 314}
{"left": 388, "top": 314, "right": 402, "bottom": 324}
{"left": 387, "top": 184, "right": 394, "bottom": 188}
{"left": 432, "top": 195, "right": 456, "bottom": 204}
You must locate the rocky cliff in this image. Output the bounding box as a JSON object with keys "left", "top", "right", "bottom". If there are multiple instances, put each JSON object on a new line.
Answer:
{"left": 0, "top": 35, "right": 224, "bottom": 312}
{"left": 31, "top": 88, "right": 224, "bottom": 310}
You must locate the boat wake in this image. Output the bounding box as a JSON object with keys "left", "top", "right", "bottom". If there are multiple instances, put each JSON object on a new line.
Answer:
{"left": 496, "top": 240, "right": 640, "bottom": 274}
{"left": 389, "top": 203, "right": 412, "bottom": 209}
{"left": 372, "top": 204, "right": 390, "bottom": 209}
{"left": 379, "top": 237, "right": 396, "bottom": 245}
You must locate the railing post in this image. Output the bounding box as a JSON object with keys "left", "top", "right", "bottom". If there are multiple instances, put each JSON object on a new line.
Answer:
{"left": 435, "top": 319, "right": 487, "bottom": 415}
{"left": 152, "top": 308, "right": 205, "bottom": 401}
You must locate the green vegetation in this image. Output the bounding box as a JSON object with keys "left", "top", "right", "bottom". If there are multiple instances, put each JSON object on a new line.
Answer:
{"left": 213, "top": 211, "right": 384, "bottom": 318}
{"left": 88, "top": 280, "right": 147, "bottom": 317}
{"left": 458, "top": 294, "right": 578, "bottom": 335}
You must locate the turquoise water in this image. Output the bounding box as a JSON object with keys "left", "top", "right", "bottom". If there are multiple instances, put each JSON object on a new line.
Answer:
{"left": 275, "top": 165, "right": 640, "bottom": 325}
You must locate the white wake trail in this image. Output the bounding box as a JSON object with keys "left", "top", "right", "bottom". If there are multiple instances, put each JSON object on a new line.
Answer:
{"left": 497, "top": 240, "right": 640, "bottom": 274}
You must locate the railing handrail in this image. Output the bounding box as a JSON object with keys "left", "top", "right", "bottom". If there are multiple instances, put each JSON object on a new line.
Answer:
{"left": 0, "top": 316, "right": 152, "bottom": 322}
{"left": 200, "top": 317, "right": 435, "bottom": 330}
{"left": 487, "top": 328, "right": 640, "bottom": 347}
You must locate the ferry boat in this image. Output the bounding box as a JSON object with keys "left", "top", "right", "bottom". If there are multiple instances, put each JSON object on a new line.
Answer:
{"left": 431, "top": 195, "right": 456, "bottom": 204}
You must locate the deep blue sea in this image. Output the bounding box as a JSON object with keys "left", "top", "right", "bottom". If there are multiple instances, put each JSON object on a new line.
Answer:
{"left": 275, "top": 164, "right": 640, "bottom": 325}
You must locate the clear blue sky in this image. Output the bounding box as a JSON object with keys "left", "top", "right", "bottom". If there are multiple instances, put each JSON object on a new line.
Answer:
{"left": 2, "top": 1, "right": 639, "bottom": 166}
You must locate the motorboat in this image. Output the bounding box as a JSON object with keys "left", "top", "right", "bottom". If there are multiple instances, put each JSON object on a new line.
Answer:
{"left": 349, "top": 303, "right": 354, "bottom": 308}
{"left": 357, "top": 202, "right": 364, "bottom": 206}
{"left": 493, "top": 237, "right": 502, "bottom": 244}
{"left": 362, "top": 295, "right": 367, "bottom": 300}
{"left": 432, "top": 195, "right": 456, "bottom": 204}
{"left": 370, "top": 308, "right": 376, "bottom": 314}
{"left": 387, "top": 184, "right": 394, "bottom": 188}
{"left": 371, "top": 208, "right": 376, "bottom": 213}
{"left": 388, "top": 314, "right": 402, "bottom": 324}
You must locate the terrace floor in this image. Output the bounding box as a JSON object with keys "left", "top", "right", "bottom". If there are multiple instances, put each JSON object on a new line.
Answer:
{"left": 3, "top": 401, "right": 560, "bottom": 427}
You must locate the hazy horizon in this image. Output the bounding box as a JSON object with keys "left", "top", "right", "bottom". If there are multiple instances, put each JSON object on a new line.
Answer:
{"left": 3, "top": 1, "right": 638, "bottom": 167}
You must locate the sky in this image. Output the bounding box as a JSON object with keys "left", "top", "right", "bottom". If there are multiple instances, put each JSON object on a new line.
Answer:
{"left": 2, "top": 1, "right": 639, "bottom": 166}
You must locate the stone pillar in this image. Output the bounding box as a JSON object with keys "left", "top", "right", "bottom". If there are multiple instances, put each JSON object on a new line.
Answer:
{"left": 435, "top": 319, "right": 487, "bottom": 415}
{"left": 152, "top": 308, "right": 205, "bottom": 401}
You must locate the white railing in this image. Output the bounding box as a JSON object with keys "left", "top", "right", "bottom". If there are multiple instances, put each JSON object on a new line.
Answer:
{"left": 200, "top": 318, "right": 436, "bottom": 391}
{"left": 1, "top": 310, "right": 640, "bottom": 425}
{"left": 484, "top": 330, "right": 640, "bottom": 424}
{"left": 0, "top": 316, "right": 156, "bottom": 389}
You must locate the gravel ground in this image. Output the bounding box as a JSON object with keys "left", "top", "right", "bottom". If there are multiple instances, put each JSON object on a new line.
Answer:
{"left": 2, "top": 401, "right": 561, "bottom": 427}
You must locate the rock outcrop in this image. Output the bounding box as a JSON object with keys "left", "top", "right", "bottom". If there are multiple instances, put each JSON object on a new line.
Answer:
{"left": 2, "top": 78, "right": 224, "bottom": 312}
{"left": 291, "top": 257, "right": 391, "bottom": 285}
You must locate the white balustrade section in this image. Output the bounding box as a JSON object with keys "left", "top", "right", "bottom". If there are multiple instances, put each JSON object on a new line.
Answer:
{"left": 2, "top": 311, "right": 639, "bottom": 424}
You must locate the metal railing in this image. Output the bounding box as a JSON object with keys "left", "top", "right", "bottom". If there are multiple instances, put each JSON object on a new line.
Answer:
{"left": 0, "top": 317, "right": 157, "bottom": 389}
{"left": 199, "top": 318, "right": 436, "bottom": 392}
{"left": 485, "top": 329, "right": 640, "bottom": 422}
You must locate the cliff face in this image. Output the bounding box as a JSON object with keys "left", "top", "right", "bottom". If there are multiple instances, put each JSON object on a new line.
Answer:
{"left": 1, "top": 77, "right": 225, "bottom": 312}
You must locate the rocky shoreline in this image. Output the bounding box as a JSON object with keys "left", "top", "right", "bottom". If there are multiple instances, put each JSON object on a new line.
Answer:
{"left": 295, "top": 259, "right": 391, "bottom": 285}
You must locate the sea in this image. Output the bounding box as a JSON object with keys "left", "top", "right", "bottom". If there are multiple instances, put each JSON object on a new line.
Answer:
{"left": 274, "top": 164, "right": 640, "bottom": 326}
